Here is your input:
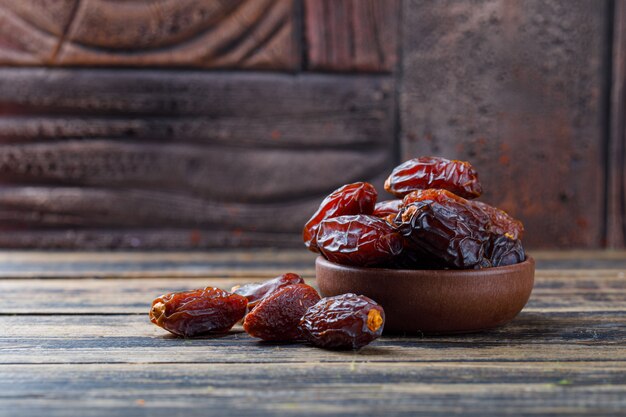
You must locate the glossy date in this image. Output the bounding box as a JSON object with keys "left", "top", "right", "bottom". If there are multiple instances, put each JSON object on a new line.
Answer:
{"left": 232, "top": 273, "right": 304, "bottom": 310}
{"left": 300, "top": 294, "right": 385, "bottom": 350}
{"left": 150, "top": 287, "right": 247, "bottom": 337}
{"left": 303, "top": 182, "right": 377, "bottom": 253}
{"left": 317, "top": 215, "right": 404, "bottom": 267}
{"left": 373, "top": 199, "right": 403, "bottom": 218}
{"left": 396, "top": 194, "right": 492, "bottom": 269}
{"left": 243, "top": 284, "right": 321, "bottom": 341}
{"left": 385, "top": 156, "right": 482, "bottom": 199}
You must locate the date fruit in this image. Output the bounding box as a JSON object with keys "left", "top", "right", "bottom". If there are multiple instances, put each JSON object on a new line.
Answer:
{"left": 150, "top": 287, "right": 247, "bottom": 337}
{"left": 385, "top": 156, "right": 482, "bottom": 199}
{"left": 300, "top": 294, "right": 385, "bottom": 350}
{"left": 232, "top": 273, "right": 304, "bottom": 310}
{"left": 373, "top": 199, "right": 403, "bottom": 218}
{"left": 303, "top": 182, "right": 377, "bottom": 253}
{"left": 486, "top": 235, "right": 526, "bottom": 267}
{"left": 243, "top": 284, "right": 321, "bottom": 341}
{"left": 471, "top": 200, "right": 524, "bottom": 240}
{"left": 317, "top": 215, "right": 403, "bottom": 267}
{"left": 396, "top": 196, "right": 492, "bottom": 269}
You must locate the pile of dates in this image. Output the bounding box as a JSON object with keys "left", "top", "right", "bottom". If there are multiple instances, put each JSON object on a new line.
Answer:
{"left": 150, "top": 273, "right": 385, "bottom": 350}
{"left": 303, "top": 156, "right": 525, "bottom": 269}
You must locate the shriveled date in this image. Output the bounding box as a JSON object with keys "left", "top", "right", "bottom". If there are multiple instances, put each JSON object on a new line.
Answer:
{"left": 471, "top": 200, "right": 524, "bottom": 240}
{"left": 232, "top": 273, "right": 304, "bottom": 310}
{"left": 373, "top": 199, "right": 403, "bottom": 218}
{"left": 396, "top": 195, "right": 492, "bottom": 269}
{"left": 243, "top": 284, "right": 321, "bottom": 341}
{"left": 486, "top": 235, "right": 525, "bottom": 267}
{"left": 317, "top": 215, "right": 403, "bottom": 267}
{"left": 303, "top": 182, "right": 377, "bottom": 253}
{"left": 300, "top": 294, "right": 385, "bottom": 350}
{"left": 150, "top": 287, "right": 247, "bottom": 337}
{"left": 385, "top": 156, "right": 482, "bottom": 199}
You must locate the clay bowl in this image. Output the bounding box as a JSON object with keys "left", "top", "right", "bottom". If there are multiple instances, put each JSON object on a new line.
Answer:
{"left": 316, "top": 256, "right": 535, "bottom": 334}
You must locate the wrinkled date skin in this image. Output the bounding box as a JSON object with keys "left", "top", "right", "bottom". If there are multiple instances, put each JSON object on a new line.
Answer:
{"left": 471, "top": 200, "right": 524, "bottom": 240}
{"left": 396, "top": 195, "right": 492, "bottom": 269}
{"left": 150, "top": 287, "right": 247, "bottom": 337}
{"left": 243, "top": 284, "right": 321, "bottom": 341}
{"left": 403, "top": 189, "right": 525, "bottom": 264}
{"left": 232, "top": 273, "right": 304, "bottom": 310}
{"left": 303, "top": 182, "right": 377, "bottom": 253}
{"left": 317, "top": 215, "right": 404, "bottom": 267}
{"left": 300, "top": 294, "right": 385, "bottom": 350}
{"left": 373, "top": 199, "right": 403, "bottom": 219}
{"left": 385, "top": 156, "right": 482, "bottom": 199}
{"left": 487, "top": 235, "right": 525, "bottom": 267}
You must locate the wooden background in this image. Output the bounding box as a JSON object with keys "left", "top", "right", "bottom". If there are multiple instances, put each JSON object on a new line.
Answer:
{"left": 0, "top": 0, "right": 623, "bottom": 250}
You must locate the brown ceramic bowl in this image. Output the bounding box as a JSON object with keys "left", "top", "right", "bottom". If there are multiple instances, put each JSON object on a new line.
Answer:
{"left": 316, "top": 256, "right": 535, "bottom": 334}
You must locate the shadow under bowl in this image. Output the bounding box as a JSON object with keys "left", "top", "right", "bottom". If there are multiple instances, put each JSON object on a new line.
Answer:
{"left": 316, "top": 256, "right": 535, "bottom": 334}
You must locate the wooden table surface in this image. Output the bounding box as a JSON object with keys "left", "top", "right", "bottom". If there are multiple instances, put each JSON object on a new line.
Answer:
{"left": 1, "top": 250, "right": 626, "bottom": 417}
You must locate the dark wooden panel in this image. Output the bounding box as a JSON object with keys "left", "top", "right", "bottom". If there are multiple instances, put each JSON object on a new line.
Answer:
{"left": 0, "top": 70, "right": 395, "bottom": 248}
{"left": 304, "top": 0, "right": 399, "bottom": 72}
{"left": 0, "top": 69, "right": 393, "bottom": 147}
{"left": 609, "top": 0, "right": 626, "bottom": 248}
{"left": 0, "top": 0, "right": 299, "bottom": 70}
{"left": 1, "top": 269, "right": 624, "bottom": 313}
{"left": 399, "top": 0, "right": 608, "bottom": 248}
{"left": 3, "top": 312, "right": 626, "bottom": 364}
{"left": 2, "top": 362, "right": 625, "bottom": 417}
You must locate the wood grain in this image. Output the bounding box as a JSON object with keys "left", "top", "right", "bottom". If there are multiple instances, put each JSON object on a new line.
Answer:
{"left": 304, "top": 0, "right": 399, "bottom": 72}
{"left": 0, "top": 69, "right": 394, "bottom": 147}
{"left": 0, "top": 250, "right": 625, "bottom": 416}
{"left": 609, "top": 0, "right": 626, "bottom": 248}
{"left": 2, "top": 312, "right": 626, "bottom": 364}
{"left": 0, "top": 70, "right": 395, "bottom": 248}
{"left": 0, "top": 270, "right": 625, "bottom": 314}
{"left": 0, "top": 0, "right": 299, "bottom": 69}
{"left": 2, "top": 363, "right": 625, "bottom": 417}
{"left": 0, "top": 250, "right": 317, "bottom": 278}
{"left": 399, "top": 0, "right": 608, "bottom": 249}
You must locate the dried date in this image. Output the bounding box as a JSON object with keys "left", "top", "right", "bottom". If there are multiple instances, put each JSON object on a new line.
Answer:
{"left": 396, "top": 194, "right": 492, "bottom": 269}
{"left": 471, "top": 200, "right": 524, "bottom": 240}
{"left": 303, "top": 182, "right": 377, "bottom": 253}
{"left": 243, "top": 284, "right": 321, "bottom": 341}
{"left": 317, "top": 215, "right": 404, "bottom": 267}
{"left": 486, "top": 235, "right": 526, "bottom": 267}
{"left": 300, "top": 294, "right": 385, "bottom": 350}
{"left": 385, "top": 157, "right": 482, "bottom": 199}
{"left": 232, "top": 273, "right": 304, "bottom": 310}
{"left": 150, "top": 287, "right": 247, "bottom": 337}
{"left": 373, "top": 199, "right": 403, "bottom": 218}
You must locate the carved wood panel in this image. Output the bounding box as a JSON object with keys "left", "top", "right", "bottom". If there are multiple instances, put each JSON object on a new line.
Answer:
{"left": 0, "top": 69, "right": 395, "bottom": 248}
{"left": 0, "top": 0, "right": 299, "bottom": 70}
{"left": 304, "top": 0, "right": 399, "bottom": 72}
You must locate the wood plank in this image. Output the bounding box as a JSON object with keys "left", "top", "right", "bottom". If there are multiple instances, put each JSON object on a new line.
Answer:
{"left": 1, "top": 362, "right": 625, "bottom": 417}
{"left": 0, "top": 144, "right": 389, "bottom": 202}
{"left": 0, "top": 230, "right": 308, "bottom": 250}
{"left": 304, "top": 0, "right": 399, "bottom": 72}
{"left": 0, "top": 70, "right": 394, "bottom": 146}
{"left": 0, "top": 250, "right": 317, "bottom": 277}
{"left": 1, "top": 311, "right": 625, "bottom": 364}
{"left": 399, "top": 0, "right": 608, "bottom": 248}
{"left": 0, "top": 0, "right": 299, "bottom": 70}
{"left": 609, "top": 0, "right": 626, "bottom": 248}
{"left": 0, "top": 70, "right": 395, "bottom": 248}
{"left": 1, "top": 270, "right": 624, "bottom": 314}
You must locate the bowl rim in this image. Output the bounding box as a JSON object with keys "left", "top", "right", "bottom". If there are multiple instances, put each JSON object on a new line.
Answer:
{"left": 316, "top": 255, "right": 535, "bottom": 278}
